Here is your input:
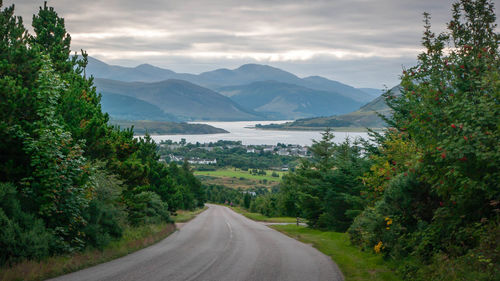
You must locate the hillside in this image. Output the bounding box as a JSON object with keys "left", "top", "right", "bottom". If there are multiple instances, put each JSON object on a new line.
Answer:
{"left": 258, "top": 85, "right": 401, "bottom": 129}
{"left": 299, "top": 76, "right": 377, "bottom": 102}
{"left": 357, "top": 88, "right": 383, "bottom": 99}
{"left": 100, "top": 92, "right": 179, "bottom": 121}
{"left": 221, "top": 81, "right": 364, "bottom": 120}
{"left": 94, "top": 78, "right": 262, "bottom": 121}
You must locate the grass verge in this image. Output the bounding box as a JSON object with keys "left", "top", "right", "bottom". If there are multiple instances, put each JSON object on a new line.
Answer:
{"left": 231, "top": 206, "right": 298, "bottom": 223}
{"left": 0, "top": 223, "right": 176, "bottom": 281}
{"left": 172, "top": 206, "right": 208, "bottom": 223}
{"left": 271, "top": 225, "right": 401, "bottom": 281}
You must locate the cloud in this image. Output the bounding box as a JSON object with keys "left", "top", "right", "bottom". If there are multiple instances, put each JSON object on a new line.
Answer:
{"left": 4, "top": 0, "right": 467, "bottom": 87}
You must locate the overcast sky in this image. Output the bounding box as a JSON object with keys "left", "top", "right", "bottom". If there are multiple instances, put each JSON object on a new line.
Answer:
{"left": 5, "top": 0, "right": 472, "bottom": 88}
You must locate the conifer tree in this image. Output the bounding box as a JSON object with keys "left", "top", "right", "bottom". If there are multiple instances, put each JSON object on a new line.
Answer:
{"left": 31, "top": 1, "right": 71, "bottom": 73}
{"left": 0, "top": 1, "right": 40, "bottom": 182}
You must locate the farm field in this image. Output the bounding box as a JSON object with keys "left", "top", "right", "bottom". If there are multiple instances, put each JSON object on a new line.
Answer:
{"left": 194, "top": 168, "right": 288, "bottom": 189}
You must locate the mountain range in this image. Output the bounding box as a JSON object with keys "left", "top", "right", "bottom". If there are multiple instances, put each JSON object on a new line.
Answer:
{"left": 87, "top": 57, "right": 378, "bottom": 101}
{"left": 86, "top": 57, "right": 382, "bottom": 122}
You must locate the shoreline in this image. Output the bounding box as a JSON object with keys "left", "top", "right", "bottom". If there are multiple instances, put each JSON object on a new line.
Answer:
{"left": 253, "top": 126, "right": 385, "bottom": 133}
{"left": 134, "top": 131, "right": 229, "bottom": 136}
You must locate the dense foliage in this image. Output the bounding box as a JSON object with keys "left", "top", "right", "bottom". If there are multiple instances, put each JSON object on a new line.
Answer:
{"left": 348, "top": 1, "right": 499, "bottom": 279}
{"left": 0, "top": 1, "right": 204, "bottom": 266}
{"left": 234, "top": 1, "right": 499, "bottom": 279}
{"left": 205, "top": 184, "right": 269, "bottom": 207}
{"left": 278, "top": 131, "right": 372, "bottom": 231}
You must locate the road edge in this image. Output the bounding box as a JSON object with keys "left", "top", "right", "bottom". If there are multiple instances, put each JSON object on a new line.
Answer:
{"left": 1, "top": 223, "right": 177, "bottom": 281}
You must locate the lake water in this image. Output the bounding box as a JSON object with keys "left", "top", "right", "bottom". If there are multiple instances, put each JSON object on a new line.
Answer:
{"left": 149, "top": 121, "right": 370, "bottom": 146}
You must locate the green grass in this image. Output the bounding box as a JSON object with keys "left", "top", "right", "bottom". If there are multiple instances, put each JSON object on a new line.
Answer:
{"left": 194, "top": 168, "right": 287, "bottom": 182}
{"left": 271, "top": 225, "right": 401, "bottom": 281}
{"left": 0, "top": 223, "right": 176, "bottom": 281}
{"left": 231, "top": 206, "right": 298, "bottom": 223}
{"left": 172, "top": 206, "right": 208, "bottom": 223}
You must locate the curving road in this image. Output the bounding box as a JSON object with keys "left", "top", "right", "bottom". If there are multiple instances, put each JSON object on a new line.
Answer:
{"left": 50, "top": 204, "right": 343, "bottom": 281}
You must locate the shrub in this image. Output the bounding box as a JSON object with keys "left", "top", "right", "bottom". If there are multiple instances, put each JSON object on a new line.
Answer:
{"left": 249, "top": 193, "right": 280, "bottom": 217}
{"left": 349, "top": 173, "right": 438, "bottom": 258}
{"left": 128, "top": 191, "right": 171, "bottom": 226}
{"left": 83, "top": 200, "right": 124, "bottom": 249}
{"left": 82, "top": 166, "right": 126, "bottom": 249}
{"left": 0, "top": 183, "right": 55, "bottom": 266}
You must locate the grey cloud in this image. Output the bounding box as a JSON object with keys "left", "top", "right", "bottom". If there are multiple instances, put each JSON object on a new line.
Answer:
{"left": 4, "top": 0, "right": 483, "bottom": 87}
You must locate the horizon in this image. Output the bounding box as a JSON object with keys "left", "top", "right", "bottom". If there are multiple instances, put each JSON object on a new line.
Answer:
{"left": 4, "top": 0, "right": 465, "bottom": 88}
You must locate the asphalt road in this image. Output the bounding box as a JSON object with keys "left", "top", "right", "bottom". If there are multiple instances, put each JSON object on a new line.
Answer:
{"left": 50, "top": 204, "right": 343, "bottom": 281}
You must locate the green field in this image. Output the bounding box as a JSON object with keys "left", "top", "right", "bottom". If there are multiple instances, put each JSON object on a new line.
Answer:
{"left": 195, "top": 168, "right": 287, "bottom": 182}
{"left": 272, "top": 225, "right": 400, "bottom": 281}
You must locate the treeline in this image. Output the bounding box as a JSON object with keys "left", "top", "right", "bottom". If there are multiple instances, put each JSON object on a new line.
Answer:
{"left": 0, "top": 2, "right": 204, "bottom": 266}
{"left": 205, "top": 185, "right": 276, "bottom": 215}
{"left": 223, "top": 135, "right": 371, "bottom": 223}
{"left": 243, "top": 1, "right": 499, "bottom": 280}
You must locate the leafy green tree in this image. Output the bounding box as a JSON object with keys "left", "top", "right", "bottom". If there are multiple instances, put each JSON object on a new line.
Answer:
{"left": 127, "top": 191, "right": 171, "bottom": 226}
{"left": 83, "top": 164, "right": 126, "bottom": 249}
{"left": 31, "top": 1, "right": 136, "bottom": 165}
{"left": 352, "top": 1, "right": 499, "bottom": 279}
{"left": 388, "top": 0, "right": 499, "bottom": 208}
{"left": 21, "top": 57, "right": 91, "bottom": 250}
{"left": 384, "top": 0, "right": 499, "bottom": 252}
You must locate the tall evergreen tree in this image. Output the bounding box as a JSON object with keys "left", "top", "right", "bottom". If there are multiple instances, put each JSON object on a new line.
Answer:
{"left": 0, "top": 1, "right": 40, "bottom": 182}
{"left": 31, "top": 1, "right": 71, "bottom": 73}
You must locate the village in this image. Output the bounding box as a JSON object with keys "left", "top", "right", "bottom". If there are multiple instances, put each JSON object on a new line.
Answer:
{"left": 158, "top": 140, "right": 309, "bottom": 167}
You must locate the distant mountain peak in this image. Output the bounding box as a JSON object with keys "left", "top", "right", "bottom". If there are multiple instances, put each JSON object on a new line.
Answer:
{"left": 135, "top": 63, "right": 155, "bottom": 69}
{"left": 304, "top": 75, "right": 324, "bottom": 79}
{"left": 235, "top": 63, "right": 292, "bottom": 73}
{"left": 134, "top": 63, "right": 176, "bottom": 74}
{"left": 237, "top": 63, "right": 273, "bottom": 70}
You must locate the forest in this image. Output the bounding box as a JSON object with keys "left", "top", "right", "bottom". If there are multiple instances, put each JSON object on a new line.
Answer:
{"left": 0, "top": 1, "right": 204, "bottom": 266}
